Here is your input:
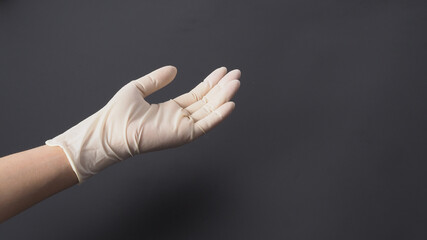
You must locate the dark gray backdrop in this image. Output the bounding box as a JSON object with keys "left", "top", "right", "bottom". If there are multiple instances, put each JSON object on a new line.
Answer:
{"left": 1, "top": 0, "right": 427, "bottom": 239}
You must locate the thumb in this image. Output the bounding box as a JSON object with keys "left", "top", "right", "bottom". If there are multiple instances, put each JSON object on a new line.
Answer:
{"left": 133, "top": 65, "right": 177, "bottom": 97}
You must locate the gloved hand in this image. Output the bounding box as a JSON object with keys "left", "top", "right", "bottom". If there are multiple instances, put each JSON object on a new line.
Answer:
{"left": 46, "top": 66, "right": 241, "bottom": 182}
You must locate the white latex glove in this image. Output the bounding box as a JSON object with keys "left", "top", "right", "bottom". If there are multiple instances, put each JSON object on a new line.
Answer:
{"left": 46, "top": 66, "right": 240, "bottom": 182}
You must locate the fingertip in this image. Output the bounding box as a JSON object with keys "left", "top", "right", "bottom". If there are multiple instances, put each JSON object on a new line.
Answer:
{"left": 224, "top": 80, "right": 241, "bottom": 97}
{"left": 217, "top": 66, "right": 228, "bottom": 76}
{"left": 163, "top": 65, "right": 177, "bottom": 76}
{"left": 218, "top": 101, "right": 236, "bottom": 118}
{"left": 231, "top": 69, "right": 241, "bottom": 79}
{"left": 230, "top": 79, "right": 241, "bottom": 88}
{"left": 154, "top": 65, "right": 177, "bottom": 81}
{"left": 229, "top": 101, "right": 236, "bottom": 109}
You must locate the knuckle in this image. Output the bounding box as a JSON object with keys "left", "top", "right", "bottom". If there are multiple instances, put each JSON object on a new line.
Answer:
{"left": 190, "top": 90, "right": 201, "bottom": 101}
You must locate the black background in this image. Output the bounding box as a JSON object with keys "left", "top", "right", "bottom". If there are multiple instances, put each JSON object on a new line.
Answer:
{"left": 1, "top": 0, "right": 427, "bottom": 239}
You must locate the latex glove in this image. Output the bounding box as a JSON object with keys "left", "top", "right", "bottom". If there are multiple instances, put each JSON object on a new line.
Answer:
{"left": 46, "top": 66, "right": 240, "bottom": 182}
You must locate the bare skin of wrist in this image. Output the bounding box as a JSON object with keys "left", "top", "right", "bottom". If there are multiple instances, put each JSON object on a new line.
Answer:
{"left": 0, "top": 145, "right": 78, "bottom": 222}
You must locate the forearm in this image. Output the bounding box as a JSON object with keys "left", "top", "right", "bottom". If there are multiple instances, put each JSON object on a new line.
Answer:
{"left": 0, "top": 145, "right": 78, "bottom": 222}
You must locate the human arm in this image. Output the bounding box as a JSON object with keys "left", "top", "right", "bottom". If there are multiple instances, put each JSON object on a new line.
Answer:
{"left": 0, "top": 66, "right": 240, "bottom": 222}
{"left": 0, "top": 145, "right": 78, "bottom": 222}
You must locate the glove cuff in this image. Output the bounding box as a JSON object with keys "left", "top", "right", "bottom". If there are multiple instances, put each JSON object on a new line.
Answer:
{"left": 45, "top": 139, "right": 84, "bottom": 182}
{"left": 45, "top": 111, "right": 125, "bottom": 182}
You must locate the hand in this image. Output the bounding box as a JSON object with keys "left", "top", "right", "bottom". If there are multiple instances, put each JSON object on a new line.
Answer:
{"left": 46, "top": 66, "right": 241, "bottom": 181}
